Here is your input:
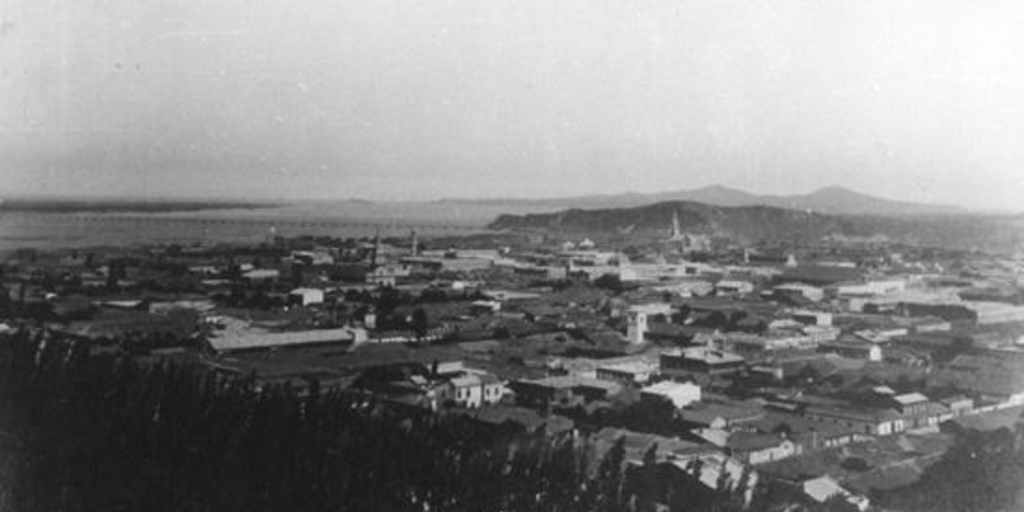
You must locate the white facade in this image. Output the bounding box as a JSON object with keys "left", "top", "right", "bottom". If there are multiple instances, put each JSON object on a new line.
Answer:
{"left": 289, "top": 287, "right": 325, "bottom": 306}
{"left": 641, "top": 380, "right": 702, "bottom": 409}
{"left": 716, "top": 280, "right": 754, "bottom": 296}
{"left": 627, "top": 309, "right": 648, "bottom": 344}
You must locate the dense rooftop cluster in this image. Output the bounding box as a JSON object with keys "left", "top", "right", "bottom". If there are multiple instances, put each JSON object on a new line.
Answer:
{"left": 2, "top": 228, "right": 1024, "bottom": 511}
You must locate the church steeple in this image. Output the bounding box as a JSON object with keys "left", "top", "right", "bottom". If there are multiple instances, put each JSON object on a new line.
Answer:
{"left": 670, "top": 210, "right": 682, "bottom": 240}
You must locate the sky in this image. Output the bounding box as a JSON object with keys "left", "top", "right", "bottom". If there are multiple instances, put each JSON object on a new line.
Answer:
{"left": 1, "top": 0, "right": 1023, "bottom": 210}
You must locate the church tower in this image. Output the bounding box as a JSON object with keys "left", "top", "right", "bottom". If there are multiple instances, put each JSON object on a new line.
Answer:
{"left": 670, "top": 210, "right": 682, "bottom": 240}
{"left": 627, "top": 309, "right": 648, "bottom": 345}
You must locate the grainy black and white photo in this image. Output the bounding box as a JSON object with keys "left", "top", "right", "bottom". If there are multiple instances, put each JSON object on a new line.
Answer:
{"left": 1, "top": 1, "right": 1022, "bottom": 511}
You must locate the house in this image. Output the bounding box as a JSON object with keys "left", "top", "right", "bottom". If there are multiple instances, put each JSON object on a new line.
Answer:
{"left": 641, "top": 380, "right": 702, "bottom": 409}
{"left": 448, "top": 373, "right": 505, "bottom": 408}
{"left": 289, "top": 287, "right": 325, "bottom": 306}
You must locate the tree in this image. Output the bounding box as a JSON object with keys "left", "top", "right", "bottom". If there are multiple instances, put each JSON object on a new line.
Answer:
{"left": 411, "top": 308, "right": 429, "bottom": 339}
{"left": 595, "top": 436, "right": 627, "bottom": 512}
{"left": 594, "top": 274, "right": 624, "bottom": 293}
{"left": 636, "top": 443, "right": 660, "bottom": 512}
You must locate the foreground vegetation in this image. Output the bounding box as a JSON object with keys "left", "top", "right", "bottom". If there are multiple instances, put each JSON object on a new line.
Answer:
{"left": 2, "top": 327, "right": 1022, "bottom": 512}
{"left": 0, "top": 330, "right": 745, "bottom": 512}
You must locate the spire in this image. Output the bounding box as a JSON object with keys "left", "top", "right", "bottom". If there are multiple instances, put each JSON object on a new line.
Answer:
{"left": 410, "top": 229, "right": 418, "bottom": 256}
{"left": 671, "top": 210, "right": 681, "bottom": 240}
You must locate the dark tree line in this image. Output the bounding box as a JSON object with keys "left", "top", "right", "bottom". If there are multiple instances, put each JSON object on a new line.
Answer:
{"left": 0, "top": 328, "right": 754, "bottom": 512}
{"left": 876, "top": 422, "right": 1024, "bottom": 512}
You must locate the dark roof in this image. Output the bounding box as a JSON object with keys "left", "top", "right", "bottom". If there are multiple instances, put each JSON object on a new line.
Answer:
{"left": 946, "top": 405, "right": 1024, "bottom": 432}
{"left": 776, "top": 266, "right": 865, "bottom": 286}
{"left": 726, "top": 431, "right": 788, "bottom": 451}
{"left": 462, "top": 406, "right": 575, "bottom": 435}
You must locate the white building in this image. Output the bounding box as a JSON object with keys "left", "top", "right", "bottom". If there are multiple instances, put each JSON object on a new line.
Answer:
{"left": 641, "top": 380, "right": 702, "bottom": 409}
{"left": 716, "top": 280, "right": 754, "bottom": 296}
{"left": 449, "top": 374, "right": 506, "bottom": 408}
{"left": 289, "top": 287, "right": 325, "bottom": 306}
{"left": 832, "top": 278, "right": 907, "bottom": 298}
{"left": 242, "top": 268, "right": 280, "bottom": 282}
{"left": 773, "top": 283, "right": 825, "bottom": 301}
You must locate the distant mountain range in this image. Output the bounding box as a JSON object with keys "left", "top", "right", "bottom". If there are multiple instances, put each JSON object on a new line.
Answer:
{"left": 439, "top": 185, "right": 965, "bottom": 217}
{"left": 489, "top": 200, "right": 1024, "bottom": 253}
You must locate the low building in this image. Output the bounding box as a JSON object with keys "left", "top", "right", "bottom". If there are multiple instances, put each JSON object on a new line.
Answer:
{"left": 803, "top": 404, "right": 901, "bottom": 436}
{"left": 641, "top": 380, "right": 702, "bottom": 409}
{"left": 509, "top": 376, "right": 622, "bottom": 410}
{"left": 289, "top": 287, "right": 325, "bottom": 306}
{"left": 832, "top": 278, "right": 906, "bottom": 298}
{"left": 801, "top": 475, "right": 870, "bottom": 511}
{"left": 660, "top": 347, "right": 745, "bottom": 378}
{"left": 791, "top": 310, "right": 833, "bottom": 327}
{"left": 207, "top": 322, "right": 367, "bottom": 353}
{"left": 773, "top": 283, "right": 825, "bottom": 302}
{"left": 819, "top": 336, "right": 883, "bottom": 362}
{"left": 720, "top": 432, "right": 798, "bottom": 465}
{"left": 597, "top": 359, "right": 659, "bottom": 386}
{"left": 937, "top": 395, "right": 974, "bottom": 418}
{"left": 716, "top": 280, "right": 754, "bottom": 296}
{"left": 241, "top": 268, "right": 280, "bottom": 282}
{"left": 366, "top": 263, "right": 411, "bottom": 287}
{"left": 963, "top": 301, "right": 1024, "bottom": 325}
{"left": 678, "top": 401, "right": 765, "bottom": 429}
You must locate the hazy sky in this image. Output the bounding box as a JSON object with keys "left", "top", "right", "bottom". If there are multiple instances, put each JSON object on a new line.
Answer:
{"left": 2, "top": 0, "right": 1023, "bottom": 209}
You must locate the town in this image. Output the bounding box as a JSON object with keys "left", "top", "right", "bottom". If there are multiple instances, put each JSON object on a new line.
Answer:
{"left": 3, "top": 211, "right": 1023, "bottom": 512}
